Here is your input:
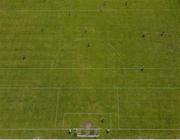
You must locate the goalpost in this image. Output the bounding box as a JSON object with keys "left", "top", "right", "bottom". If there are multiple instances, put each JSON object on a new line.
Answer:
{"left": 75, "top": 128, "right": 100, "bottom": 138}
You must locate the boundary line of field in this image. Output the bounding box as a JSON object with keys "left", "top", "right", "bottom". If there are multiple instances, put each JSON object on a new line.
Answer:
{"left": 0, "top": 128, "right": 180, "bottom": 131}
{"left": 0, "top": 86, "right": 179, "bottom": 90}
{"left": 0, "top": 9, "right": 179, "bottom": 13}
{"left": 54, "top": 91, "right": 60, "bottom": 127}
{"left": 0, "top": 67, "right": 179, "bottom": 70}
{"left": 109, "top": 113, "right": 112, "bottom": 129}
{"left": 116, "top": 88, "right": 120, "bottom": 128}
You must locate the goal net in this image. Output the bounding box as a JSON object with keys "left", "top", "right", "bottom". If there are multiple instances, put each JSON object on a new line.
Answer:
{"left": 76, "top": 128, "right": 100, "bottom": 138}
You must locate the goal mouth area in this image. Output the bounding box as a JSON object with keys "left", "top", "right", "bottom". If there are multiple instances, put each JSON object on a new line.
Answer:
{"left": 76, "top": 128, "right": 100, "bottom": 138}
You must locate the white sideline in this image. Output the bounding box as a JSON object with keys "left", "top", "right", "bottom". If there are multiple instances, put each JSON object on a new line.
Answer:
{"left": 116, "top": 88, "right": 120, "bottom": 128}
{"left": 0, "top": 9, "right": 179, "bottom": 13}
{"left": 0, "top": 86, "right": 179, "bottom": 90}
{"left": 0, "top": 67, "right": 180, "bottom": 70}
{"left": 54, "top": 92, "right": 60, "bottom": 127}
{"left": 0, "top": 128, "right": 180, "bottom": 131}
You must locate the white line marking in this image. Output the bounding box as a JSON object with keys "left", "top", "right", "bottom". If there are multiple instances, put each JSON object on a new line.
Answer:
{"left": 64, "top": 113, "right": 112, "bottom": 115}
{"left": 109, "top": 113, "right": 112, "bottom": 129}
{"left": 116, "top": 88, "right": 120, "bottom": 128}
{"left": 0, "top": 9, "right": 179, "bottom": 13}
{"left": 0, "top": 86, "right": 179, "bottom": 90}
{"left": 0, "top": 67, "right": 179, "bottom": 70}
{"left": 62, "top": 113, "right": 65, "bottom": 128}
{"left": 111, "top": 128, "right": 180, "bottom": 131}
{"left": 0, "top": 128, "right": 180, "bottom": 131}
{"left": 54, "top": 91, "right": 60, "bottom": 127}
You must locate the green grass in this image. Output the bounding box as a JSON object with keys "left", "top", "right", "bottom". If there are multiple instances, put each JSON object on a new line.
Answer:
{"left": 0, "top": 0, "right": 180, "bottom": 138}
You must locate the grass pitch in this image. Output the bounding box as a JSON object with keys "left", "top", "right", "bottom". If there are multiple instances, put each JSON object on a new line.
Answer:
{"left": 0, "top": 0, "right": 180, "bottom": 138}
